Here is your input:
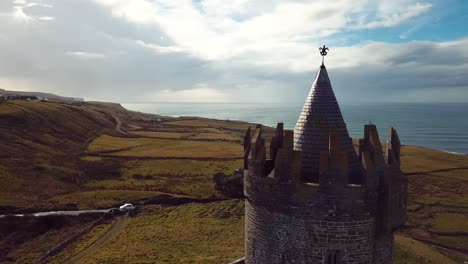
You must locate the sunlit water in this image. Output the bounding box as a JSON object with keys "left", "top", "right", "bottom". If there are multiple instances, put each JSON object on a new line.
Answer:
{"left": 123, "top": 102, "right": 468, "bottom": 155}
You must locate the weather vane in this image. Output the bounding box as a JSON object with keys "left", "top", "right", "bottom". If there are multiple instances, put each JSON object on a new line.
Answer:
{"left": 319, "top": 45, "right": 329, "bottom": 65}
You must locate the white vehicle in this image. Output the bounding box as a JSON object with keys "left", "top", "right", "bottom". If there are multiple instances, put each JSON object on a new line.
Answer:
{"left": 119, "top": 203, "right": 135, "bottom": 211}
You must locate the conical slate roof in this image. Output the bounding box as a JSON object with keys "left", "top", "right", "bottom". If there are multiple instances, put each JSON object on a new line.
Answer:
{"left": 294, "top": 64, "right": 362, "bottom": 183}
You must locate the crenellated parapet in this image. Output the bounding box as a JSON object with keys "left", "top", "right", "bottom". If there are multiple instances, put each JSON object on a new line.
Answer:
{"left": 387, "top": 127, "right": 401, "bottom": 166}
{"left": 313, "top": 131, "right": 369, "bottom": 217}
{"left": 244, "top": 125, "right": 267, "bottom": 178}
{"left": 244, "top": 123, "right": 372, "bottom": 216}
{"left": 244, "top": 123, "right": 407, "bottom": 263}
{"left": 244, "top": 124, "right": 300, "bottom": 179}
{"left": 383, "top": 127, "right": 407, "bottom": 232}
{"left": 357, "top": 124, "right": 407, "bottom": 235}
{"left": 243, "top": 123, "right": 304, "bottom": 212}
{"left": 244, "top": 122, "right": 407, "bottom": 221}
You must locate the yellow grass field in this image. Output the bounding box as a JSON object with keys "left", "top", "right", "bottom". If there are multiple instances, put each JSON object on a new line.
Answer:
{"left": 164, "top": 118, "right": 254, "bottom": 131}
{"left": 87, "top": 135, "right": 243, "bottom": 158}
{"left": 49, "top": 200, "right": 245, "bottom": 264}
{"left": 130, "top": 131, "right": 194, "bottom": 139}
{"left": 85, "top": 159, "right": 243, "bottom": 198}
{"left": 394, "top": 235, "right": 457, "bottom": 264}
{"left": 130, "top": 131, "right": 241, "bottom": 141}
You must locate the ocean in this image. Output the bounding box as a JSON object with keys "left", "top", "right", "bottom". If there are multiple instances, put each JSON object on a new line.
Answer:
{"left": 122, "top": 102, "right": 468, "bottom": 155}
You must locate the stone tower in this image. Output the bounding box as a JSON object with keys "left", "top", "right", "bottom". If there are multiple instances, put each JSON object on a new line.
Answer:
{"left": 243, "top": 58, "right": 408, "bottom": 263}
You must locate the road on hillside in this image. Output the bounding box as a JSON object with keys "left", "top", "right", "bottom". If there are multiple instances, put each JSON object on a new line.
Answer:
{"left": 111, "top": 114, "right": 129, "bottom": 135}
{"left": 0, "top": 209, "right": 109, "bottom": 218}
{"left": 66, "top": 216, "right": 129, "bottom": 263}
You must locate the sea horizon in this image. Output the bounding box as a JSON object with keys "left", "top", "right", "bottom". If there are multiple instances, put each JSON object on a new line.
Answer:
{"left": 122, "top": 102, "right": 468, "bottom": 155}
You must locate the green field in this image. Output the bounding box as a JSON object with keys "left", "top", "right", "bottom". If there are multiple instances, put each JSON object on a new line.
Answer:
{"left": 87, "top": 135, "right": 243, "bottom": 158}
{"left": 130, "top": 131, "right": 242, "bottom": 141}
{"left": 164, "top": 119, "right": 253, "bottom": 131}
{"left": 130, "top": 131, "right": 195, "bottom": 139}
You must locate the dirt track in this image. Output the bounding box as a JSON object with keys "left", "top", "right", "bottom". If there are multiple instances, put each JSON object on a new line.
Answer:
{"left": 66, "top": 216, "right": 128, "bottom": 263}
{"left": 112, "top": 114, "right": 129, "bottom": 135}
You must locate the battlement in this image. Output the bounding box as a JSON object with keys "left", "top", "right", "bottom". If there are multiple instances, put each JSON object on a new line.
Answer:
{"left": 244, "top": 122, "right": 407, "bottom": 263}
{"left": 244, "top": 123, "right": 301, "bottom": 182}
{"left": 243, "top": 122, "right": 407, "bottom": 221}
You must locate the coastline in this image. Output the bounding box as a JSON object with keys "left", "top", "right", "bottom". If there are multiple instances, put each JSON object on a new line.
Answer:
{"left": 441, "top": 150, "right": 468, "bottom": 155}
{"left": 121, "top": 102, "right": 468, "bottom": 155}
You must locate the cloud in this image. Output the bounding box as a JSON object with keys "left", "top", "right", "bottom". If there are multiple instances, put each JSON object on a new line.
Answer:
{"left": 359, "top": 2, "right": 432, "bottom": 29}
{"left": 148, "top": 84, "right": 233, "bottom": 103}
{"left": 24, "top": 3, "right": 53, "bottom": 8}
{"left": 92, "top": 0, "right": 433, "bottom": 64}
{"left": 38, "top": 16, "right": 54, "bottom": 21}
{"left": 13, "top": 5, "right": 33, "bottom": 21}
{"left": 136, "top": 40, "right": 184, "bottom": 54}
{"left": 0, "top": 0, "right": 466, "bottom": 104}
{"left": 11, "top": 0, "right": 54, "bottom": 22}
{"left": 65, "top": 51, "right": 107, "bottom": 59}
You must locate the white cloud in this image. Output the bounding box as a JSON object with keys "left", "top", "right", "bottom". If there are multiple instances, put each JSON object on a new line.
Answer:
{"left": 136, "top": 40, "right": 184, "bottom": 54}
{"left": 148, "top": 84, "right": 232, "bottom": 102}
{"left": 97, "top": 0, "right": 159, "bottom": 24}
{"left": 92, "top": 0, "right": 433, "bottom": 71}
{"left": 2, "top": 0, "right": 467, "bottom": 104}
{"left": 38, "top": 16, "right": 54, "bottom": 21}
{"left": 13, "top": 6, "right": 33, "bottom": 22}
{"left": 65, "top": 51, "right": 107, "bottom": 59}
{"left": 11, "top": 0, "right": 54, "bottom": 22}
{"left": 93, "top": 0, "right": 351, "bottom": 60}
{"left": 24, "top": 3, "right": 54, "bottom": 8}
{"left": 360, "top": 2, "right": 432, "bottom": 29}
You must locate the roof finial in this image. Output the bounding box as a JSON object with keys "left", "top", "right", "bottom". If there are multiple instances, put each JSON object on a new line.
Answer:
{"left": 319, "top": 45, "right": 329, "bottom": 65}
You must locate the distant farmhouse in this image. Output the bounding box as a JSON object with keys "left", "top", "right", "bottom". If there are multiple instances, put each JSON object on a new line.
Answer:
{"left": 0, "top": 88, "right": 84, "bottom": 103}
{"left": 0, "top": 94, "right": 43, "bottom": 102}
{"left": 240, "top": 47, "right": 408, "bottom": 264}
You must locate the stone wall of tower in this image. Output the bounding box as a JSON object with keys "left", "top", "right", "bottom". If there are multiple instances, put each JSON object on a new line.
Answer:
{"left": 374, "top": 235, "right": 394, "bottom": 264}
{"left": 245, "top": 202, "right": 376, "bottom": 264}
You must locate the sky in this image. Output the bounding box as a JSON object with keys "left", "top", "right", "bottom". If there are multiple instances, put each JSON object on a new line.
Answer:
{"left": 0, "top": 0, "right": 467, "bottom": 103}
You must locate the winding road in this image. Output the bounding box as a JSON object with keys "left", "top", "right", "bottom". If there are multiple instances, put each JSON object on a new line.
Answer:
{"left": 0, "top": 209, "right": 109, "bottom": 218}
{"left": 111, "top": 114, "right": 129, "bottom": 136}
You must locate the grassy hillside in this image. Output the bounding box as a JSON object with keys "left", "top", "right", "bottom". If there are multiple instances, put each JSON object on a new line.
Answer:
{"left": 398, "top": 146, "right": 468, "bottom": 262}
{"left": 0, "top": 100, "right": 257, "bottom": 210}
{"left": 0, "top": 99, "right": 258, "bottom": 263}
{"left": 87, "top": 135, "right": 243, "bottom": 158}
{"left": 0, "top": 99, "right": 466, "bottom": 263}
{"left": 0, "top": 214, "right": 100, "bottom": 263}
{"left": 0, "top": 101, "right": 118, "bottom": 207}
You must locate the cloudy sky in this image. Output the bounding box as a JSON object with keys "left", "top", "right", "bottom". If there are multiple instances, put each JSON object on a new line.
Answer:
{"left": 0, "top": 0, "right": 467, "bottom": 103}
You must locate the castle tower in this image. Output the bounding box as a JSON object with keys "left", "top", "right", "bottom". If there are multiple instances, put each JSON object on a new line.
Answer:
{"left": 243, "top": 46, "right": 408, "bottom": 264}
